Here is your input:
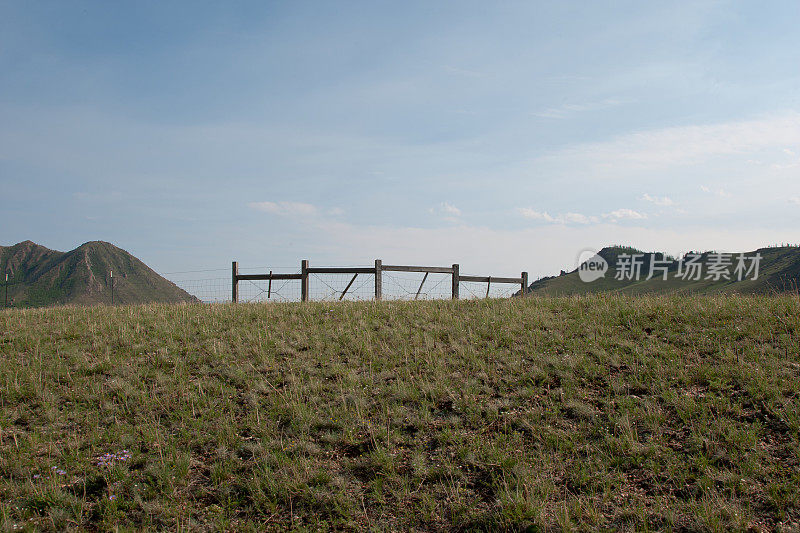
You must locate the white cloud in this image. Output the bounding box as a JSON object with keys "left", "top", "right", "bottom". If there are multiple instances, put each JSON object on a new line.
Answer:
{"left": 563, "top": 212, "right": 594, "bottom": 224}
{"left": 516, "top": 208, "right": 555, "bottom": 222}
{"left": 771, "top": 147, "right": 800, "bottom": 169}
{"left": 771, "top": 162, "right": 800, "bottom": 170}
{"left": 516, "top": 208, "right": 598, "bottom": 225}
{"left": 641, "top": 193, "right": 674, "bottom": 206}
{"left": 518, "top": 207, "right": 646, "bottom": 224}
{"left": 699, "top": 185, "right": 731, "bottom": 198}
{"left": 545, "top": 113, "right": 800, "bottom": 169}
{"left": 441, "top": 202, "right": 461, "bottom": 216}
{"left": 603, "top": 208, "right": 647, "bottom": 221}
{"left": 430, "top": 202, "right": 462, "bottom": 218}
{"left": 306, "top": 218, "right": 797, "bottom": 280}
{"left": 248, "top": 201, "right": 318, "bottom": 216}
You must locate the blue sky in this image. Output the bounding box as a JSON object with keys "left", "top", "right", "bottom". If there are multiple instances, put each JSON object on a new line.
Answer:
{"left": 2, "top": 1, "right": 800, "bottom": 281}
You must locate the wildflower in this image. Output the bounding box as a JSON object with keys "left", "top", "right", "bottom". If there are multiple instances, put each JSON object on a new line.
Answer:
{"left": 96, "top": 450, "right": 133, "bottom": 467}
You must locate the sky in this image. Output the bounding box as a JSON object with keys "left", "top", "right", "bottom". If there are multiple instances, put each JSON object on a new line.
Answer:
{"left": 2, "top": 0, "right": 800, "bottom": 285}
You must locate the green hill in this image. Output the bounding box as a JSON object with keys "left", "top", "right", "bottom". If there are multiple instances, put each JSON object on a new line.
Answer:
{"left": 525, "top": 245, "right": 800, "bottom": 296}
{"left": 0, "top": 240, "right": 198, "bottom": 307}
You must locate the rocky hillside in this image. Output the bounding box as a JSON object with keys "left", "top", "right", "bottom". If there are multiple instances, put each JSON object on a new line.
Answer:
{"left": 524, "top": 245, "right": 800, "bottom": 295}
{"left": 0, "top": 240, "right": 198, "bottom": 307}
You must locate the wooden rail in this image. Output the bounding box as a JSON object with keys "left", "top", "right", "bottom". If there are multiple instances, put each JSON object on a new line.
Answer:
{"left": 231, "top": 259, "right": 528, "bottom": 303}
{"left": 236, "top": 273, "right": 303, "bottom": 281}
{"left": 381, "top": 265, "right": 454, "bottom": 274}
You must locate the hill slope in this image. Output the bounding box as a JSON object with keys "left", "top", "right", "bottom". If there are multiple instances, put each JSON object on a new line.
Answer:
{"left": 0, "top": 240, "right": 198, "bottom": 307}
{"left": 1, "top": 297, "right": 798, "bottom": 530}
{"left": 526, "top": 245, "right": 800, "bottom": 296}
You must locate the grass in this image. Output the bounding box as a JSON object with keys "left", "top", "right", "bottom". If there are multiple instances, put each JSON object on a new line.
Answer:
{"left": 1, "top": 295, "right": 799, "bottom": 531}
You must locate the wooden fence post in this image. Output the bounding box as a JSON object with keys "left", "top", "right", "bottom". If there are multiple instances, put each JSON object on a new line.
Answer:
{"left": 301, "top": 260, "right": 309, "bottom": 302}
{"left": 374, "top": 259, "right": 382, "bottom": 301}
{"left": 232, "top": 261, "right": 238, "bottom": 303}
{"left": 451, "top": 264, "right": 459, "bottom": 300}
{"left": 521, "top": 271, "right": 528, "bottom": 298}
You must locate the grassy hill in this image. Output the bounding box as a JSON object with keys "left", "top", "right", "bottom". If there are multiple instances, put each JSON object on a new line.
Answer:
{"left": 1, "top": 296, "right": 798, "bottom": 530}
{"left": 526, "top": 245, "right": 800, "bottom": 296}
{"left": 0, "top": 240, "right": 197, "bottom": 307}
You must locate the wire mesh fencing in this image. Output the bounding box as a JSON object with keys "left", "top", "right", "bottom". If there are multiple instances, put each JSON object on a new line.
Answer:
{"left": 237, "top": 265, "right": 302, "bottom": 302}
{"left": 170, "top": 260, "right": 527, "bottom": 303}
{"left": 309, "top": 272, "right": 376, "bottom": 301}
{"left": 169, "top": 276, "right": 230, "bottom": 302}
{"left": 459, "top": 278, "right": 520, "bottom": 299}
{"left": 381, "top": 271, "right": 453, "bottom": 300}
{"left": 164, "top": 265, "right": 300, "bottom": 303}
{"left": 239, "top": 278, "right": 302, "bottom": 302}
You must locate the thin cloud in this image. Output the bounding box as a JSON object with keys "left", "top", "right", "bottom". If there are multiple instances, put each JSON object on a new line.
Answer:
{"left": 518, "top": 207, "right": 646, "bottom": 224}
{"left": 516, "top": 208, "right": 597, "bottom": 225}
{"left": 771, "top": 162, "right": 800, "bottom": 170}
{"left": 641, "top": 193, "right": 674, "bottom": 206}
{"left": 771, "top": 147, "right": 800, "bottom": 169}
{"left": 532, "top": 99, "right": 624, "bottom": 119}
{"left": 563, "top": 212, "right": 594, "bottom": 224}
{"left": 699, "top": 185, "right": 732, "bottom": 198}
{"left": 311, "top": 217, "right": 800, "bottom": 281}
{"left": 545, "top": 113, "right": 800, "bottom": 169}
{"left": 248, "top": 201, "right": 318, "bottom": 216}
{"left": 789, "top": 197, "right": 800, "bottom": 206}
{"left": 441, "top": 202, "right": 461, "bottom": 216}
{"left": 516, "top": 208, "right": 556, "bottom": 222}
{"left": 602, "top": 208, "right": 647, "bottom": 221}
{"left": 430, "top": 202, "right": 462, "bottom": 217}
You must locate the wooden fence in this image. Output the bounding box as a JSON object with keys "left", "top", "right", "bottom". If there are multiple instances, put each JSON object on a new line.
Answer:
{"left": 231, "top": 260, "right": 528, "bottom": 303}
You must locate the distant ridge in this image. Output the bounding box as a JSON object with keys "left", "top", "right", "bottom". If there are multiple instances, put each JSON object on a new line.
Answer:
{"left": 0, "top": 240, "right": 198, "bottom": 307}
{"left": 524, "top": 245, "right": 800, "bottom": 296}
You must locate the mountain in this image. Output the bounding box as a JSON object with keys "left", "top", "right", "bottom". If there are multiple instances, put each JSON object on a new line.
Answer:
{"left": 524, "top": 245, "right": 800, "bottom": 296}
{"left": 0, "top": 240, "right": 198, "bottom": 307}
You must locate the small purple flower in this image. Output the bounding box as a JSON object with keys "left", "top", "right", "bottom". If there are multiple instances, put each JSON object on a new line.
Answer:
{"left": 96, "top": 450, "right": 133, "bottom": 467}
